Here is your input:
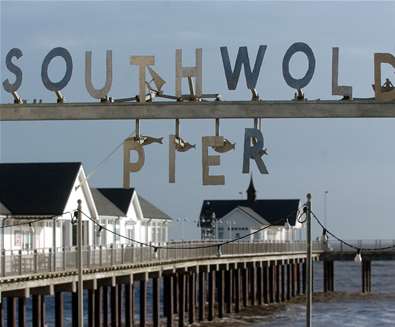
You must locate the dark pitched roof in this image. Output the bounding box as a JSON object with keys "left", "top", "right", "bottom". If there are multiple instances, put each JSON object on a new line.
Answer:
{"left": 95, "top": 188, "right": 135, "bottom": 216}
{"left": 237, "top": 206, "right": 270, "bottom": 225}
{"left": 90, "top": 188, "right": 125, "bottom": 217}
{"left": 0, "top": 162, "right": 81, "bottom": 216}
{"left": 200, "top": 199, "right": 300, "bottom": 226}
{"left": 139, "top": 196, "right": 172, "bottom": 220}
{"left": 0, "top": 201, "right": 10, "bottom": 215}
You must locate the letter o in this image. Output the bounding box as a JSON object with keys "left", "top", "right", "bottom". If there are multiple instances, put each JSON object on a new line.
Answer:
{"left": 282, "top": 42, "right": 315, "bottom": 89}
{"left": 41, "top": 47, "right": 73, "bottom": 91}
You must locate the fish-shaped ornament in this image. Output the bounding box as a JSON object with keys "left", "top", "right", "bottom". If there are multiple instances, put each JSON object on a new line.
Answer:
{"left": 213, "top": 138, "right": 236, "bottom": 153}
{"left": 174, "top": 136, "right": 196, "bottom": 152}
{"left": 133, "top": 136, "right": 163, "bottom": 146}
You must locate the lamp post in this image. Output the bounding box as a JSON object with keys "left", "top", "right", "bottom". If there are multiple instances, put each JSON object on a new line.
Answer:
{"left": 324, "top": 190, "right": 328, "bottom": 228}
{"left": 77, "top": 199, "right": 83, "bottom": 327}
{"left": 306, "top": 193, "right": 312, "bottom": 327}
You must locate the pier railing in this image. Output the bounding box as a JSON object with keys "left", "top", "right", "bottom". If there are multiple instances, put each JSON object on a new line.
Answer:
{"left": 0, "top": 240, "right": 323, "bottom": 278}
{"left": 327, "top": 239, "right": 395, "bottom": 252}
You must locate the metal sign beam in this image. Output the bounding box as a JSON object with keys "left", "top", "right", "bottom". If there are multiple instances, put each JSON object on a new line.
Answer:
{"left": 1, "top": 100, "right": 395, "bottom": 121}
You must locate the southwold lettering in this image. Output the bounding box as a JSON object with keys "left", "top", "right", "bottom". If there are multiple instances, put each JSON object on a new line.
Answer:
{"left": 3, "top": 43, "right": 395, "bottom": 102}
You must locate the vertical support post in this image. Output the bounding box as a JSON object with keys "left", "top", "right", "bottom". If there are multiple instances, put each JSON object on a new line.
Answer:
{"left": 164, "top": 275, "right": 174, "bottom": 327}
{"left": 262, "top": 263, "right": 268, "bottom": 304}
{"left": 118, "top": 284, "right": 122, "bottom": 326}
{"left": 306, "top": 193, "right": 312, "bottom": 327}
{"left": 268, "top": 264, "right": 274, "bottom": 303}
{"left": 153, "top": 276, "right": 160, "bottom": 327}
{"left": 249, "top": 264, "right": 256, "bottom": 306}
{"left": 280, "top": 263, "right": 285, "bottom": 302}
{"left": 225, "top": 268, "right": 233, "bottom": 312}
{"left": 40, "top": 295, "right": 45, "bottom": 327}
{"left": 18, "top": 297, "right": 25, "bottom": 327}
{"left": 234, "top": 267, "right": 241, "bottom": 313}
{"left": 72, "top": 292, "right": 78, "bottom": 327}
{"left": 173, "top": 274, "right": 178, "bottom": 315}
{"left": 103, "top": 286, "right": 108, "bottom": 327}
{"left": 217, "top": 269, "right": 225, "bottom": 318}
{"left": 188, "top": 271, "right": 196, "bottom": 324}
{"left": 275, "top": 263, "right": 280, "bottom": 303}
{"left": 291, "top": 261, "right": 296, "bottom": 297}
{"left": 55, "top": 292, "right": 64, "bottom": 327}
{"left": 0, "top": 299, "right": 3, "bottom": 327}
{"left": 7, "top": 297, "right": 16, "bottom": 327}
{"left": 32, "top": 295, "right": 42, "bottom": 327}
{"left": 302, "top": 261, "right": 306, "bottom": 294}
{"left": 140, "top": 279, "right": 146, "bottom": 327}
{"left": 296, "top": 262, "right": 301, "bottom": 295}
{"left": 111, "top": 284, "right": 119, "bottom": 327}
{"left": 286, "top": 262, "right": 291, "bottom": 300}
{"left": 323, "top": 261, "right": 328, "bottom": 293}
{"left": 88, "top": 289, "right": 95, "bottom": 327}
{"left": 207, "top": 269, "right": 215, "bottom": 321}
{"left": 94, "top": 287, "right": 102, "bottom": 327}
{"left": 125, "top": 283, "right": 134, "bottom": 327}
{"left": 241, "top": 265, "right": 248, "bottom": 307}
{"left": 77, "top": 200, "right": 84, "bottom": 327}
{"left": 178, "top": 272, "right": 185, "bottom": 327}
{"left": 198, "top": 271, "right": 205, "bottom": 321}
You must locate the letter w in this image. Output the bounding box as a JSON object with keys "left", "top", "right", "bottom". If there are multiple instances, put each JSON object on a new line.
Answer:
{"left": 220, "top": 46, "right": 267, "bottom": 90}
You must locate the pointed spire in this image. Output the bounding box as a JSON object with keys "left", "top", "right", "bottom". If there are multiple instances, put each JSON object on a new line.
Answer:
{"left": 246, "top": 175, "right": 256, "bottom": 203}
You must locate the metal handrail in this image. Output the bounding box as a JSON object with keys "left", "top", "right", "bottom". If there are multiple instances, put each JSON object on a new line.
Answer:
{"left": 0, "top": 240, "right": 324, "bottom": 278}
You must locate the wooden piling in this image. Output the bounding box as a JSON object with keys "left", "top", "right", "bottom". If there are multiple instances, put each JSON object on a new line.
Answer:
{"left": 197, "top": 271, "right": 205, "bottom": 321}
{"left": 32, "top": 295, "right": 42, "bottom": 327}
{"left": 280, "top": 264, "right": 285, "bottom": 302}
{"left": 102, "top": 286, "right": 108, "bottom": 327}
{"left": 7, "top": 297, "right": 16, "bottom": 327}
{"left": 55, "top": 292, "right": 64, "bottom": 327}
{"left": 18, "top": 297, "right": 25, "bottom": 327}
{"left": 256, "top": 264, "right": 263, "bottom": 305}
{"left": 217, "top": 269, "right": 225, "bottom": 318}
{"left": 188, "top": 271, "right": 196, "bottom": 324}
{"left": 88, "top": 289, "right": 95, "bottom": 327}
{"left": 296, "top": 262, "right": 301, "bottom": 295}
{"left": 94, "top": 287, "right": 102, "bottom": 327}
{"left": 111, "top": 285, "right": 119, "bottom": 327}
{"left": 241, "top": 266, "right": 248, "bottom": 307}
{"left": 178, "top": 272, "right": 185, "bottom": 327}
{"left": 139, "top": 280, "right": 147, "bottom": 327}
{"left": 207, "top": 269, "right": 215, "bottom": 321}
{"left": 234, "top": 268, "right": 241, "bottom": 313}
{"left": 153, "top": 276, "right": 160, "bottom": 327}
{"left": 249, "top": 264, "right": 256, "bottom": 306}
{"left": 362, "top": 260, "right": 372, "bottom": 293}
{"left": 262, "top": 263, "right": 269, "bottom": 304}
{"left": 164, "top": 275, "right": 174, "bottom": 327}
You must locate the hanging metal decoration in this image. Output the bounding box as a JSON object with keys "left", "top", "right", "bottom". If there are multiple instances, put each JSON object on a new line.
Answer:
{"left": 173, "top": 118, "right": 195, "bottom": 152}
{"left": 132, "top": 119, "right": 163, "bottom": 146}
{"left": 212, "top": 118, "right": 235, "bottom": 153}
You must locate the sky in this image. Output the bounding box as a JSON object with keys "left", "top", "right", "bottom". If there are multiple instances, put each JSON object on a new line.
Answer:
{"left": 1, "top": 1, "right": 395, "bottom": 240}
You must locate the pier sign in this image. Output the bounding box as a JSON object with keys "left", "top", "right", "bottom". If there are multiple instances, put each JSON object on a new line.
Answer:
{"left": 2, "top": 43, "right": 395, "bottom": 102}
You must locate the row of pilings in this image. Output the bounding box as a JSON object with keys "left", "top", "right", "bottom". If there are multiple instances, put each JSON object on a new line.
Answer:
{"left": 0, "top": 259, "right": 307, "bottom": 327}
{"left": 0, "top": 258, "right": 373, "bottom": 327}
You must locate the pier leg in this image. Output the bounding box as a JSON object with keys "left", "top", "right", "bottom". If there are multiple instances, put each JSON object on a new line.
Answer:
{"left": 188, "top": 272, "right": 196, "bottom": 324}
{"left": 0, "top": 300, "right": 2, "bottom": 327}
{"left": 118, "top": 284, "right": 123, "bottom": 326}
{"left": 139, "top": 280, "right": 146, "bottom": 327}
{"left": 268, "top": 264, "right": 274, "bottom": 303}
{"left": 197, "top": 271, "right": 205, "bottom": 321}
{"left": 88, "top": 289, "right": 95, "bottom": 327}
{"left": 280, "top": 264, "right": 285, "bottom": 302}
{"left": 302, "top": 261, "right": 306, "bottom": 294}
{"left": 291, "top": 262, "right": 296, "bottom": 297}
{"left": 125, "top": 283, "right": 134, "bottom": 327}
{"left": 249, "top": 264, "right": 256, "bottom": 306}
{"left": 286, "top": 263, "right": 291, "bottom": 300}
{"left": 207, "top": 269, "right": 215, "bottom": 321}
{"left": 40, "top": 295, "right": 45, "bottom": 327}
{"left": 256, "top": 264, "right": 263, "bottom": 305}
{"left": 7, "top": 297, "right": 16, "bottom": 327}
{"left": 296, "top": 262, "right": 301, "bottom": 295}
{"left": 225, "top": 268, "right": 233, "bottom": 312}
{"left": 32, "top": 295, "right": 42, "bottom": 327}
{"left": 323, "top": 261, "right": 328, "bottom": 293}
{"left": 94, "top": 287, "right": 102, "bottom": 327}
{"left": 178, "top": 272, "right": 185, "bottom": 327}
{"left": 275, "top": 264, "right": 280, "bottom": 303}
{"left": 18, "top": 298, "right": 25, "bottom": 327}
{"left": 164, "top": 275, "right": 174, "bottom": 327}
{"left": 217, "top": 269, "right": 225, "bottom": 318}
{"left": 234, "top": 268, "right": 241, "bottom": 313}
{"left": 111, "top": 285, "right": 119, "bottom": 327}
{"left": 242, "top": 266, "right": 248, "bottom": 307}
{"left": 103, "top": 286, "right": 108, "bottom": 327}
{"left": 55, "top": 292, "right": 64, "bottom": 327}
{"left": 153, "top": 276, "right": 160, "bottom": 327}
{"left": 173, "top": 274, "right": 178, "bottom": 315}
{"left": 262, "top": 263, "right": 269, "bottom": 304}
{"left": 362, "top": 260, "right": 372, "bottom": 293}
{"left": 72, "top": 292, "right": 78, "bottom": 327}
{"left": 330, "top": 261, "right": 335, "bottom": 292}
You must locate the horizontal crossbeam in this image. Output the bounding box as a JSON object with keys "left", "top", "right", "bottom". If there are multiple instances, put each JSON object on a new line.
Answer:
{"left": 1, "top": 100, "right": 395, "bottom": 121}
